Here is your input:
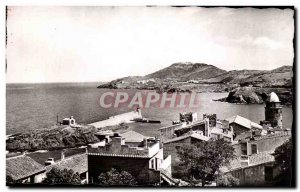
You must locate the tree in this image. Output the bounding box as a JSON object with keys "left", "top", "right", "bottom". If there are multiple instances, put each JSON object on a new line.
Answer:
{"left": 217, "top": 174, "right": 239, "bottom": 186}
{"left": 6, "top": 175, "right": 22, "bottom": 185}
{"left": 97, "top": 168, "right": 137, "bottom": 186}
{"left": 42, "top": 167, "right": 81, "bottom": 185}
{"left": 177, "top": 139, "right": 235, "bottom": 186}
{"left": 273, "top": 138, "right": 293, "bottom": 186}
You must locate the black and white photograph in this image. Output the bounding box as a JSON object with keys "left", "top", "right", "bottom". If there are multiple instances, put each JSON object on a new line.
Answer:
{"left": 5, "top": 6, "right": 295, "bottom": 187}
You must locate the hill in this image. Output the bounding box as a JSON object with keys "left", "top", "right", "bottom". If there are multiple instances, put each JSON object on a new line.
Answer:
{"left": 145, "top": 62, "right": 226, "bottom": 81}
{"left": 98, "top": 63, "right": 293, "bottom": 94}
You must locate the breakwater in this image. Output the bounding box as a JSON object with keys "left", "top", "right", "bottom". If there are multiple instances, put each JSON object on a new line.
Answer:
{"left": 88, "top": 110, "right": 142, "bottom": 129}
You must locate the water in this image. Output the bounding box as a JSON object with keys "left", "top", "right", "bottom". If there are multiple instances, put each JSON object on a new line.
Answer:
{"left": 6, "top": 83, "right": 293, "bottom": 136}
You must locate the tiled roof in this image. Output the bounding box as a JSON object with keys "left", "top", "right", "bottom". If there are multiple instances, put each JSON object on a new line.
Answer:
{"left": 6, "top": 155, "right": 45, "bottom": 180}
{"left": 163, "top": 132, "right": 209, "bottom": 144}
{"left": 46, "top": 153, "right": 87, "bottom": 174}
{"left": 226, "top": 115, "right": 262, "bottom": 130}
{"left": 120, "top": 130, "right": 146, "bottom": 142}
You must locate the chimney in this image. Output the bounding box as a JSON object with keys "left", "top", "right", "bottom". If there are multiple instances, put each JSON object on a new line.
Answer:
{"left": 204, "top": 117, "right": 210, "bottom": 137}
{"left": 143, "top": 138, "right": 148, "bottom": 148}
{"left": 61, "top": 150, "right": 65, "bottom": 160}
{"left": 111, "top": 136, "right": 122, "bottom": 153}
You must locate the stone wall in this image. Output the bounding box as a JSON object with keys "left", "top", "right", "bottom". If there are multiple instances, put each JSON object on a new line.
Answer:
{"left": 226, "top": 162, "right": 280, "bottom": 186}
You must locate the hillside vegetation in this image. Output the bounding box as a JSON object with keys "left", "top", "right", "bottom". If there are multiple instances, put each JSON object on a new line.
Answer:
{"left": 6, "top": 124, "right": 99, "bottom": 152}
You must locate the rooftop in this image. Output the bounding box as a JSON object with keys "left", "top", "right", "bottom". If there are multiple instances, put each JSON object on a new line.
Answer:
{"left": 46, "top": 153, "right": 87, "bottom": 174}
{"left": 120, "top": 130, "right": 147, "bottom": 143}
{"left": 87, "top": 135, "right": 161, "bottom": 158}
{"left": 164, "top": 132, "right": 209, "bottom": 144}
{"left": 226, "top": 115, "right": 262, "bottom": 130}
{"left": 6, "top": 155, "right": 45, "bottom": 180}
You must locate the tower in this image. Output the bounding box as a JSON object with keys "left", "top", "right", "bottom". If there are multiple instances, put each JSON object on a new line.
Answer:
{"left": 263, "top": 92, "right": 283, "bottom": 129}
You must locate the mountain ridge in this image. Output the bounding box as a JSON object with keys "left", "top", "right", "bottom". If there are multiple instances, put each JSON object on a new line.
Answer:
{"left": 98, "top": 62, "right": 293, "bottom": 91}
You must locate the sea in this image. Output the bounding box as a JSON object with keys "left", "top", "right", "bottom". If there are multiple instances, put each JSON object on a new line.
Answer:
{"left": 6, "top": 83, "right": 293, "bottom": 137}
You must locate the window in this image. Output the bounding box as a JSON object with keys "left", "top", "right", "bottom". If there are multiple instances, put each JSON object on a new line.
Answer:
{"left": 251, "top": 144, "right": 258, "bottom": 154}
{"left": 150, "top": 159, "right": 154, "bottom": 169}
{"left": 241, "top": 143, "right": 247, "bottom": 155}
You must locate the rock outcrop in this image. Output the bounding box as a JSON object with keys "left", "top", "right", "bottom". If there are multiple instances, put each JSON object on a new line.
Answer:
{"left": 215, "top": 87, "right": 293, "bottom": 106}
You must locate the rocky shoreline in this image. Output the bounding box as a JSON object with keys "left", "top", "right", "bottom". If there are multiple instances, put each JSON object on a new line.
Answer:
{"left": 213, "top": 86, "right": 293, "bottom": 106}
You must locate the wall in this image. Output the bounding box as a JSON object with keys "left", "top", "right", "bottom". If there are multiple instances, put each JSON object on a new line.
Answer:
{"left": 34, "top": 171, "right": 46, "bottom": 183}
{"left": 233, "top": 133, "right": 290, "bottom": 157}
{"left": 161, "top": 155, "right": 172, "bottom": 176}
{"left": 163, "top": 137, "right": 191, "bottom": 167}
{"left": 160, "top": 124, "right": 184, "bottom": 142}
{"left": 248, "top": 133, "right": 290, "bottom": 154}
{"left": 227, "top": 162, "right": 279, "bottom": 186}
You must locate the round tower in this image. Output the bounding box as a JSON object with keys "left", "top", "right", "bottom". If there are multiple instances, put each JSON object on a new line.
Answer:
{"left": 264, "top": 92, "right": 282, "bottom": 129}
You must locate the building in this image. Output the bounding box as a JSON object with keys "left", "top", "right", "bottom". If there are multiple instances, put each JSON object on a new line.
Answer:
{"left": 226, "top": 115, "right": 263, "bottom": 137}
{"left": 6, "top": 155, "right": 46, "bottom": 183}
{"left": 163, "top": 131, "right": 209, "bottom": 166}
{"left": 159, "top": 122, "right": 190, "bottom": 142}
{"left": 260, "top": 92, "right": 283, "bottom": 129}
{"left": 210, "top": 120, "right": 233, "bottom": 142}
{"left": 45, "top": 153, "right": 88, "bottom": 184}
{"left": 179, "top": 112, "right": 198, "bottom": 123}
{"left": 221, "top": 129, "right": 291, "bottom": 186}
{"left": 161, "top": 113, "right": 234, "bottom": 168}
{"left": 203, "top": 114, "right": 217, "bottom": 127}
{"left": 220, "top": 159, "right": 280, "bottom": 186}
{"left": 87, "top": 132, "right": 171, "bottom": 186}
{"left": 232, "top": 130, "right": 291, "bottom": 158}
{"left": 62, "top": 116, "right": 76, "bottom": 126}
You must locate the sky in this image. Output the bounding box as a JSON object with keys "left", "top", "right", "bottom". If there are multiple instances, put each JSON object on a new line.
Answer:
{"left": 6, "top": 6, "right": 294, "bottom": 83}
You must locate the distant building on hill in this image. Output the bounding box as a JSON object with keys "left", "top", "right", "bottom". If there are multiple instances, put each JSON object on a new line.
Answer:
{"left": 62, "top": 116, "right": 76, "bottom": 126}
